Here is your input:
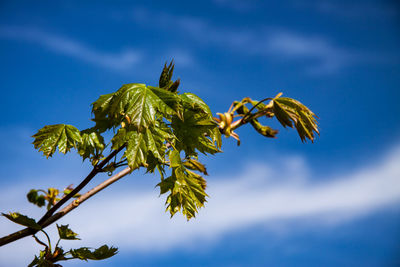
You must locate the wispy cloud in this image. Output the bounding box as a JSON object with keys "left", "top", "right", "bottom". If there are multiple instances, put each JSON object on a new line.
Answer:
{"left": 0, "top": 26, "right": 142, "bottom": 71}
{"left": 266, "top": 31, "right": 353, "bottom": 74}
{"left": 1, "top": 143, "right": 399, "bottom": 265}
{"left": 131, "top": 8, "right": 358, "bottom": 74}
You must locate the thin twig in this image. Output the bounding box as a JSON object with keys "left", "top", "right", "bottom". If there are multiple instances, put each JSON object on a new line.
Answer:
{"left": 37, "top": 146, "right": 125, "bottom": 225}
{"left": 33, "top": 235, "right": 47, "bottom": 248}
{"left": 0, "top": 146, "right": 125, "bottom": 247}
{"left": 41, "top": 167, "right": 132, "bottom": 228}
{"left": 0, "top": 165, "right": 132, "bottom": 246}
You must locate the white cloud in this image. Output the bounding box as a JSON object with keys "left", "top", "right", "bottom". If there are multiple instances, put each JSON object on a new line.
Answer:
{"left": 265, "top": 31, "right": 353, "bottom": 74}
{"left": 1, "top": 143, "right": 400, "bottom": 266}
{"left": 0, "top": 26, "right": 142, "bottom": 71}
{"left": 131, "top": 9, "right": 357, "bottom": 74}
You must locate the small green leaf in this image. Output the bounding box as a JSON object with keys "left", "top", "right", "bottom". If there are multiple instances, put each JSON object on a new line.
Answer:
{"left": 78, "top": 128, "right": 105, "bottom": 165}
{"left": 32, "top": 124, "right": 82, "bottom": 158}
{"left": 57, "top": 224, "right": 80, "bottom": 240}
{"left": 70, "top": 245, "right": 118, "bottom": 261}
{"left": 27, "top": 189, "right": 46, "bottom": 208}
{"left": 2, "top": 212, "right": 41, "bottom": 230}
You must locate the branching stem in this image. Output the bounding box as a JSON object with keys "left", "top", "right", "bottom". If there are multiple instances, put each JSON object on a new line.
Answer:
{"left": 0, "top": 146, "right": 125, "bottom": 246}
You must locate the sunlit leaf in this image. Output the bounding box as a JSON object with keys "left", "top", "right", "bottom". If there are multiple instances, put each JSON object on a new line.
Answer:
{"left": 172, "top": 110, "right": 220, "bottom": 156}
{"left": 92, "top": 83, "right": 181, "bottom": 131}
{"left": 273, "top": 97, "right": 319, "bottom": 142}
{"left": 77, "top": 128, "right": 105, "bottom": 165}
{"left": 183, "top": 158, "right": 208, "bottom": 175}
{"left": 157, "top": 150, "right": 208, "bottom": 220}
{"left": 111, "top": 124, "right": 171, "bottom": 170}
{"left": 32, "top": 124, "right": 82, "bottom": 158}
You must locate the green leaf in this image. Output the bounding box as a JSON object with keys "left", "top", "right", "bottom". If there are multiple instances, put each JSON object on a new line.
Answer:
{"left": 172, "top": 110, "right": 220, "bottom": 156}
{"left": 70, "top": 245, "right": 118, "bottom": 261}
{"left": 91, "top": 92, "right": 117, "bottom": 132}
{"left": 111, "top": 125, "right": 171, "bottom": 170}
{"left": 183, "top": 158, "right": 208, "bottom": 175}
{"left": 179, "top": 93, "right": 222, "bottom": 149}
{"left": 273, "top": 97, "right": 319, "bottom": 142}
{"left": 77, "top": 128, "right": 105, "bottom": 165}
{"left": 2, "top": 212, "right": 41, "bottom": 230}
{"left": 157, "top": 150, "right": 208, "bottom": 220}
{"left": 32, "top": 124, "right": 82, "bottom": 158}
{"left": 57, "top": 224, "right": 80, "bottom": 240}
{"left": 180, "top": 93, "right": 212, "bottom": 116}
{"left": 159, "top": 61, "right": 174, "bottom": 88}
{"left": 92, "top": 83, "right": 180, "bottom": 131}
{"left": 27, "top": 189, "right": 46, "bottom": 208}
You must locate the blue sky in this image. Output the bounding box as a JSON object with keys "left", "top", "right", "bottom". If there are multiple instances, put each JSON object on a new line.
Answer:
{"left": 0, "top": 0, "right": 399, "bottom": 266}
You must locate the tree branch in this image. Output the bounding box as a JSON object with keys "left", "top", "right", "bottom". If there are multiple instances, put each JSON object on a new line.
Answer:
{"left": 41, "top": 167, "right": 132, "bottom": 227}
{"left": 37, "top": 146, "right": 125, "bottom": 225}
{"left": 0, "top": 146, "right": 125, "bottom": 247}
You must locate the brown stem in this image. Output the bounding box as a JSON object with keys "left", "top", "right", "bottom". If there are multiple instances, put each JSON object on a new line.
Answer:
{"left": 41, "top": 167, "right": 132, "bottom": 227}
{"left": 0, "top": 146, "right": 125, "bottom": 247}
{"left": 38, "top": 146, "right": 125, "bottom": 225}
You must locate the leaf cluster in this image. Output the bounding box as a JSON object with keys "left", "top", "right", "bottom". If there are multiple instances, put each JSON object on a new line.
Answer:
{"left": 32, "top": 124, "right": 105, "bottom": 166}
{"left": 1, "top": 61, "right": 320, "bottom": 266}
{"left": 272, "top": 97, "right": 319, "bottom": 142}
{"left": 217, "top": 94, "right": 318, "bottom": 144}
{"left": 3, "top": 205, "right": 116, "bottom": 266}
{"left": 31, "top": 62, "right": 221, "bottom": 220}
{"left": 27, "top": 223, "right": 117, "bottom": 267}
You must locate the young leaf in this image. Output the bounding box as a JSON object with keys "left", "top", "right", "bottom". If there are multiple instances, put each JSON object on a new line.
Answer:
{"left": 2, "top": 212, "right": 41, "bottom": 230}
{"left": 180, "top": 93, "right": 213, "bottom": 116}
{"left": 180, "top": 93, "right": 222, "bottom": 149}
{"left": 93, "top": 83, "right": 180, "bottom": 131}
{"left": 112, "top": 125, "right": 170, "bottom": 170}
{"left": 57, "top": 224, "right": 80, "bottom": 240}
{"left": 273, "top": 97, "right": 319, "bottom": 142}
{"left": 70, "top": 245, "right": 118, "bottom": 261}
{"left": 159, "top": 61, "right": 174, "bottom": 88}
{"left": 172, "top": 110, "right": 220, "bottom": 156}
{"left": 77, "top": 128, "right": 105, "bottom": 165}
{"left": 27, "top": 189, "right": 46, "bottom": 208}
{"left": 157, "top": 150, "right": 208, "bottom": 220}
{"left": 91, "top": 92, "right": 118, "bottom": 132}
{"left": 183, "top": 158, "right": 208, "bottom": 175}
{"left": 32, "top": 124, "right": 82, "bottom": 158}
